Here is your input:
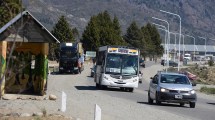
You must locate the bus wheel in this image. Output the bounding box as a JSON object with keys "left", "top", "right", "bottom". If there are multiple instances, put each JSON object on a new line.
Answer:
{"left": 99, "top": 85, "right": 106, "bottom": 90}
{"left": 96, "top": 83, "right": 99, "bottom": 88}
{"left": 128, "top": 88, "right": 134, "bottom": 92}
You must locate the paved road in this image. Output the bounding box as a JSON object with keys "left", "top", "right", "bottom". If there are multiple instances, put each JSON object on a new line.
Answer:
{"left": 1, "top": 61, "right": 214, "bottom": 120}
{"left": 46, "top": 61, "right": 215, "bottom": 120}
{"left": 90, "top": 61, "right": 215, "bottom": 120}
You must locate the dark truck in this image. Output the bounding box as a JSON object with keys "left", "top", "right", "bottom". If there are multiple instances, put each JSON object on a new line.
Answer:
{"left": 59, "top": 42, "right": 84, "bottom": 74}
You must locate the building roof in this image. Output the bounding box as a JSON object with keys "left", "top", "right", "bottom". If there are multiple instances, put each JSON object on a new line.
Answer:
{"left": 0, "top": 10, "right": 60, "bottom": 43}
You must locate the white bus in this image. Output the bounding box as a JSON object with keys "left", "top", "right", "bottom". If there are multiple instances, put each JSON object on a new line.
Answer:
{"left": 94, "top": 46, "right": 140, "bottom": 92}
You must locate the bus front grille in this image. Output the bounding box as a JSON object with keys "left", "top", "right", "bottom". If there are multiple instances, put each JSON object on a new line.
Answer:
{"left": 110, "top": 75, "right": 132, "bottom": 79}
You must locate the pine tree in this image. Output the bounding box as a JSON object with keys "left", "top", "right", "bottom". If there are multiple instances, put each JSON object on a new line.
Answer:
{"left": 141, "top": 26, "right": 151, "bottom": 57}
{"left": 51, "top": 16, "right": 74, "bottom": 43}
{"left": 151, "top": 25, "right": 164, "bottom": 56}
{"left": 50, "top": 15, "right": 74, "bottom": 60}
{"left": 81, "top": 11, "right": 124, "bottom": 51}
{"left": 141, "top": 23, "right": 164, "bottom": 59}
{"left": 124, "top": 21, "right": 143, "bottom": 48}
{"left": 72, "top": 27, "right": 80, "bottom": 42}
{"left": 146, "top": 23, "right": 163, "bottom": 56}
{"left": 0, "top": 0, "right": 22, "bottom": 27}
{"left": 112, "top": 16, "right": 126, "bottom": 45}
{"left": 82, "top": 16, "right": 100, "bottom": 51}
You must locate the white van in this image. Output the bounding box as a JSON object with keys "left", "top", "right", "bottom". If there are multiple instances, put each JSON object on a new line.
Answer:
{"left": 184, "top": 54, "right": 191, "bottom": 60}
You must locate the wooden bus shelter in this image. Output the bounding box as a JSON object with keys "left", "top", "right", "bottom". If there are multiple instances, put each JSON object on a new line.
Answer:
{"left": 0, "top": 11, "right": 59, "bottom": 96}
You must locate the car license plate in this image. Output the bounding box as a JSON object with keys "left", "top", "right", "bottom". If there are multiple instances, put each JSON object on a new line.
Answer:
{"left": 175, "top": 95, "right": 182, "bottom": 99}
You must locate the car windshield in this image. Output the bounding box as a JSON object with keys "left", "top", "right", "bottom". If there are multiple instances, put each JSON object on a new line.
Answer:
{"left": 105, "top": 53, "right": 138, "bottom": 75}
{"left": 160, "top": 74, "right": 190, "bottom": 85}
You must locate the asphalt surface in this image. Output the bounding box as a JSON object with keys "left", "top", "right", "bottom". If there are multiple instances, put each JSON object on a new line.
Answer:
{"left": 85, "top": 61, "right": 215, "bottom": 120}
{"left": 1, "top": 61, "right": 215, "bottom": 120}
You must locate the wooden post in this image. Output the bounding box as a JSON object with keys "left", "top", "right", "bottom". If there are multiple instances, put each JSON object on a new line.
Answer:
{"left": 41, "top": 43, "right": 49, "bottom": 95}
{"left": 0, "top": 41, "right": 7, "bottom": 97}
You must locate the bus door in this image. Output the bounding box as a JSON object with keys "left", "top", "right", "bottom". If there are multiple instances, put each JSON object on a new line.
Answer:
{"left": 95, "top": 51, "right": 105, "bottom": 83}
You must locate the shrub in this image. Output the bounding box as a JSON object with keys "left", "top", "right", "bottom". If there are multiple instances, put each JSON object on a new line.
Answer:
{"left": 200, "top": 86, "right": 215, "bottom": 94}
{"left": 208, "top": 60, "right": 214, "bottom": 66}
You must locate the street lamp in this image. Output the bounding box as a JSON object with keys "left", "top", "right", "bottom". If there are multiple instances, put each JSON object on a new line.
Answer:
{"left": 182, "top": 35, "right": 185, "bottom": 58}
{"left": 156, "top": 27, "right": 168, "bottom": 72}
{"left": 152, "top": 17, "right": 170, "bottom": 69}
{"left": 198, "top": 36, "right": 207, "bottom": 57}
{"left": 160, "top": 10, "right": 181, "bottom": 71}
{"left": 169, "top": 32, "right": 181, "bottom": 62}
{"left": 174, "top": 33, "right": 177, "bottom": 62}
{"left": 185, "top": 35, "right": 196, "bottom": 60}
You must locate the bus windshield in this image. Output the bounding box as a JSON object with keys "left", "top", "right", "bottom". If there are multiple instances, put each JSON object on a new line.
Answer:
{"left": 105, "top": 53, "right": 138, "bottom": 75}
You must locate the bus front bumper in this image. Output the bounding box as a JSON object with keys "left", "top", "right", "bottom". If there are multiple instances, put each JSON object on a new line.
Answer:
{"left": 101, "top": 79, "right": 138, "bottom": 88}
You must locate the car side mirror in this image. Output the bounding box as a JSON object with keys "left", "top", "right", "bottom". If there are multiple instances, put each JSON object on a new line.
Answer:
{"left": 192, "top": 82, "right": 196, "bottom": 86}
{"left": 150, "top": 77, "right": 153, "bottom": 79}
{"left": 152, "top": 79, "right": 158, "bottom": 84}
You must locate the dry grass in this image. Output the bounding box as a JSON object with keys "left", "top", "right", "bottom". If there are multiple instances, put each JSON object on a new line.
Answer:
{"left": 168, "top": 66, "right": 215, "bottom": 85}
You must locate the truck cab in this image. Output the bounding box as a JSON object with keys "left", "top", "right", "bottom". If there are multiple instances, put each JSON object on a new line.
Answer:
{"left": 59, "top": 42, "right": 84, "bottom": 74}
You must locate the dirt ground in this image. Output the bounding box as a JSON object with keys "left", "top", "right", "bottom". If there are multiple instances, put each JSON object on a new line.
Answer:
{"left": 0, "top": 116, "right": 71, "bottom": 120}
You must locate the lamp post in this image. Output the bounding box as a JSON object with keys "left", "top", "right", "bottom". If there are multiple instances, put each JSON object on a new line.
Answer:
{"left": 182, "top": 35, "right": 185, "bottom": 58}
{"left": 174, "top": 33, "right": 177, "bottom": 62}
{"left": 160, "top": 10, "right": 181, "bottom": 71}
{"left": 152, "top": 17, "right": 170, "bottom": 69}
{"left": 198, "top": 36, "right": 207, "bottom": 58}
{"left": 185, "top": 35, "right": 196, "bottom": 60}
{"left": 169, "top": 32, "right": 181, "bottom": 62}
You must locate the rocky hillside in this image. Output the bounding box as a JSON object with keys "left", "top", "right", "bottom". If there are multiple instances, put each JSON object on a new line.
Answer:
{"left": 23, "top": 0, "right": 215, "bottom": 45}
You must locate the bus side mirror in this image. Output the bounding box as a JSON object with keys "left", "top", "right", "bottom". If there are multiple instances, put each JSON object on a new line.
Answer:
{"left": 152, "top": 79, "right": 158, "bottom": 84}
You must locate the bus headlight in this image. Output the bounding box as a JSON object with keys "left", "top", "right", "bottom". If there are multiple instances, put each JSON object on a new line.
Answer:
{"left": 104, "top": 75, "right": 109, "bottom": 80}
{"left": 133, "top": 79, "right": 137, "bottom": 82}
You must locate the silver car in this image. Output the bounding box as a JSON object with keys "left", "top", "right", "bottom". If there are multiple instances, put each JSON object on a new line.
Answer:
{"left": 148, "top": 71, "right": 197, "bottom": 108}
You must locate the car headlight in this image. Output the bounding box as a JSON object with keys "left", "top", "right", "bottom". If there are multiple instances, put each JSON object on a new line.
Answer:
{"left": 160, "top": 88, "right": 169, "bottom": 92}
{"left": 190, "top": 90, "right": 195, "bottom": 94}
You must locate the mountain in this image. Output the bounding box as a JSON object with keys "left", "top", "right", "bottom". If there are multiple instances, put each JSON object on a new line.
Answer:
{"left": 22, "top": 0, "right": 215, "bottom": 45}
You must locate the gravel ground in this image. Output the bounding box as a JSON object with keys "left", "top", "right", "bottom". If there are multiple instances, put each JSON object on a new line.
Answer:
{"left": 1, "top": 62, "right": 214, "bottom": 120}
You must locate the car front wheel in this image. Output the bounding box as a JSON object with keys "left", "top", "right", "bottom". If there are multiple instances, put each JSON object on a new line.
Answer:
{"left": 180, "top": 103, "right": 185, "bottom": 107}
{"left": 190, "top": 102, "right": 196, "bottom": 108}
{"left": 156, "top": 93, "right": 161, "bottom": 105}
{"left": 148, "top": 92, "right": 153, "bottom": 104}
